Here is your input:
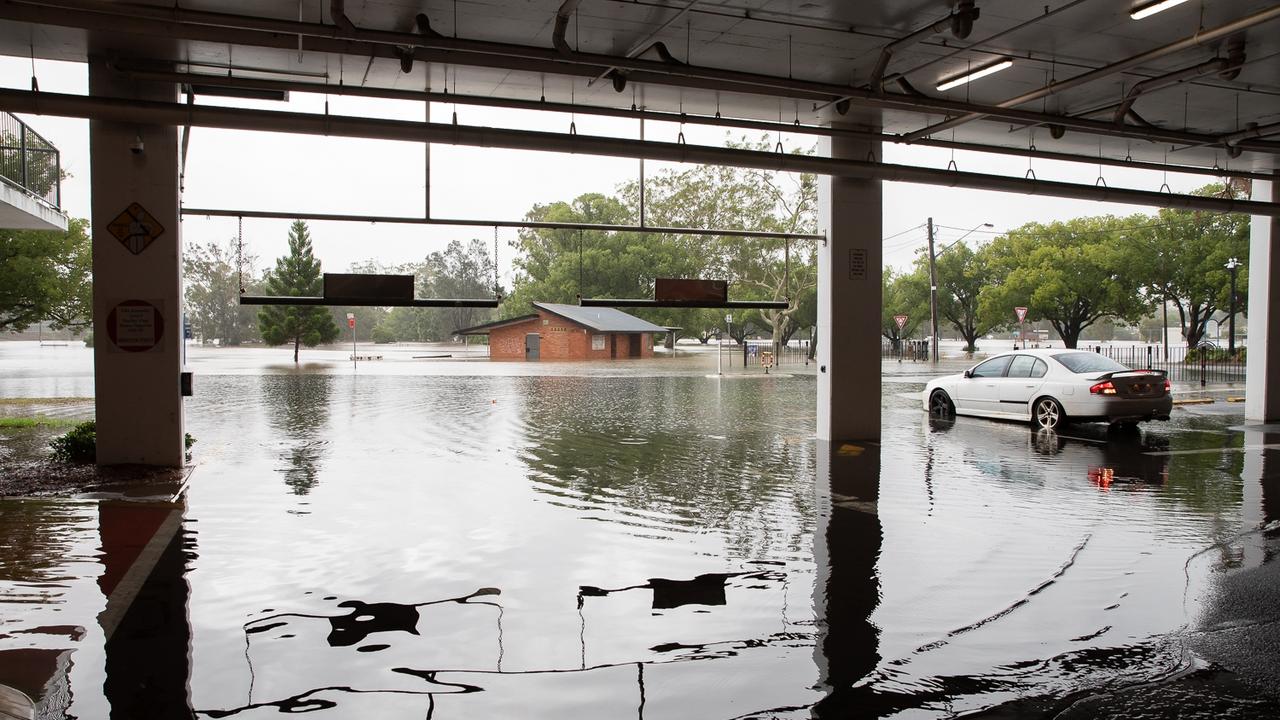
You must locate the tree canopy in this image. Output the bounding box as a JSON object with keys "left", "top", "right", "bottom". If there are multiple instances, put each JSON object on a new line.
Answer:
{"left": 0, "top": 218, "right": 91, "bottom": 333}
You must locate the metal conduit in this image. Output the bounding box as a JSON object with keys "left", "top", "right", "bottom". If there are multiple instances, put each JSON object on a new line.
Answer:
{"left": 114, "top": 65, "right": 1278, "bottom": 181}
{"left": 7, "top": 0, "right": 1280, "bottom": 154}
{"left": 1113, "top": 58, "right": 1231, "bottom": 126}
{"left": 904, "top": 3, "right": 1280, "bottom": 141}
{"left": 3, "top": 89, "right": 1277, "bottom": 216}
{"left": 180, "top": 208, "right": 825, "bottom": 241}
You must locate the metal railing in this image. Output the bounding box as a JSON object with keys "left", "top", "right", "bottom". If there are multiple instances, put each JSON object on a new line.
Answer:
{"left": 1090, "top": 343, "right": 1246, "bottom": 385}
{"left": 0, "top": 111, "right": 61, "bottom": 208}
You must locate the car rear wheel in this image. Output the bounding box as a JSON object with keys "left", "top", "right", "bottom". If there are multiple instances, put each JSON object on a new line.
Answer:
{"left": 1033, "top": 397, "right": 1064, "bottom": 430}
{"left": 929, "top": 390, "right": 955, "bottom": 418}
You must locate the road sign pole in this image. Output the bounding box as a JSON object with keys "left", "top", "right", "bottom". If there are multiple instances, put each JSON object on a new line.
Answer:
{"left": 347, "top": 313, "right": 356, "bottom": 368}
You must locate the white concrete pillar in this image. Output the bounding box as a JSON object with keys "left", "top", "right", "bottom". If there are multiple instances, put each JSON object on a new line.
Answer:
{"left": 1246, "top": 178, "right": 1280, "bottom": 423}
{"left": 89, "top": 61, "right": 184, "bottom": 466}
{"left": 817, "top": 128, "right": 882, "bottom": 441}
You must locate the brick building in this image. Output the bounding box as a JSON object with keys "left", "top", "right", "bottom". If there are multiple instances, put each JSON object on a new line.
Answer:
{"left": 456, "top": 303, "right": 665, "bottom": 361}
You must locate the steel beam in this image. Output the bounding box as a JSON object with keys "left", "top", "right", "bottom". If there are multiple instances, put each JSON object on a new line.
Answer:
{"left": 4, "top": 89, "right": 1280, "bottom": 216}
{"left": 239, "top": 296, "right": 499, "bottom": 308}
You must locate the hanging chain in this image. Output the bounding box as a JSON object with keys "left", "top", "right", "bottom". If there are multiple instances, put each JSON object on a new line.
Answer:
{"left": 237, "top": 216, "right": 245, "bottom": 294}
{"left": 493, "top": 226, "right": 500, "bottom": 298}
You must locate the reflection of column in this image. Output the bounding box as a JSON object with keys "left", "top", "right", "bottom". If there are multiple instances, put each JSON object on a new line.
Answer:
{"left": 816, "top": 123, "right": 882, "bottom": 442}
{"left": 89, "top": 58, "right": 185, "bottom": 466}
{"left": 1245, "top": 176, "right": 1280, "bottom": 422}
{"left": 812, "top": 440, "right": 882, "bottom": 716}
{"left": 1240, "top": 428, "right": 1279, "bottom": 568}
{"left": 98, "top": 502, "right": 192, "bottom": 716}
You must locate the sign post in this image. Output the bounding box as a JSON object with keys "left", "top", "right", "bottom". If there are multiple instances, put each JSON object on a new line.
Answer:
{"left": 347, "top": 313, "right": 356, "bottom": 367}
{"left": 894, "top": 314, "right": 909, "bottom": 361}
{"left": 1014, "top": 306, "right": 1028, "bottom": 349}
{"left": 720, "top": 313, "right": 732, "bottom": 376}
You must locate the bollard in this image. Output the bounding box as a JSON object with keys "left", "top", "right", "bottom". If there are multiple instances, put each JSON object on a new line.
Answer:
{"left": 1201, "top": 352, "right": 1207, "bottom": 387}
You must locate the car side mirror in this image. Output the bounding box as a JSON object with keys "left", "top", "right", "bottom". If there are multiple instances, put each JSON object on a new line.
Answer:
{"left": 963, "top": 369, "right": 973, "bottom": 379}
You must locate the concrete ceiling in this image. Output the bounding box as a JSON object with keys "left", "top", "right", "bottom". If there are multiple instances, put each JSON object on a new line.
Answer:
{"left": 1, "top": 0, "right": 1278, "bottom": 174}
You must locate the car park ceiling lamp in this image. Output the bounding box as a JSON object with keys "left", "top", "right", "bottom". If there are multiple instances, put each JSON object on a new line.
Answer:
{"left": 1130, "top": 0, "right": 1192, "bottom": 21}
{"left": 936, "top": 59, "right": 1013, "bottom": 92}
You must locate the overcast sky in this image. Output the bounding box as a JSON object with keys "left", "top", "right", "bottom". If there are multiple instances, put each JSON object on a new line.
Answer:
{"left": 3, "top": 56, "right": 1217, "bottom": 286}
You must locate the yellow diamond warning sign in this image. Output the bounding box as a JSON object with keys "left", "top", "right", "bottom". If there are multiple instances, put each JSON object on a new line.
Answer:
{"left": 107, "top": 202, "right": 165, "bottom": 255}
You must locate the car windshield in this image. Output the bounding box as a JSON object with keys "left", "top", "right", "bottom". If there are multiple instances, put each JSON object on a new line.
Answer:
{"left": 1051, "top": 352, "right": 1129, "bottom": 374}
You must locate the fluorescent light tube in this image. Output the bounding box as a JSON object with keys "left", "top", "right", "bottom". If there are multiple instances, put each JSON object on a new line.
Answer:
{"left": 936, "top": 60, "right": 1013, "bottom": 92}
{"left": 1130, "top": 0, "right": 1191, "bottom": 20}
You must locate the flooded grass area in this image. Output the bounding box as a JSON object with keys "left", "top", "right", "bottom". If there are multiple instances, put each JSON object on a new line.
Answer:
{"left": 1, "top": 341, "right": 1278, "bottom": 717}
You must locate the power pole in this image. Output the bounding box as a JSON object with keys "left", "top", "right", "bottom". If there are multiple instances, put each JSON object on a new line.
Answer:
{"left": 927, "top": 217, "right": 939, "bottom": 363}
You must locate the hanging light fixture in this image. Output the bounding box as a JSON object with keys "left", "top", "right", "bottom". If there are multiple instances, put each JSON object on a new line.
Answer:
{"left": 1130, "top": 0, "right": 1192, "bottom": 21}
{"left": 936, "top": 59, "right": 1013, "bottom": 92}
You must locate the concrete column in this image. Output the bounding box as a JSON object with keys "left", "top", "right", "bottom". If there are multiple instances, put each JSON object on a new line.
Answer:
{"left": 817, "top": 128, "right": 883, "bottom": 441}
{"left": 1246, "top": 178, "right": 1280, "bottom": 422}
{"left": 89, "top": 60, "right": 184, "bottom": 466}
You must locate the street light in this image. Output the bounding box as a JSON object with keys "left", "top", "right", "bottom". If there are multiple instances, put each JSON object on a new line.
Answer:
{"left": 926, "top": 220, "right": 994, "bottom": 362}
{"left": 1224, "top": 257, "right": 1240, "bottom": 356}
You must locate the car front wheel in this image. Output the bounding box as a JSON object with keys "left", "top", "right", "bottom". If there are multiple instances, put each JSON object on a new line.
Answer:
{"left": 1033, "top": 397, "right": 1064, "bottom": 430}
{"left": 929, "top": 390, "right": 955, "bottom": 418}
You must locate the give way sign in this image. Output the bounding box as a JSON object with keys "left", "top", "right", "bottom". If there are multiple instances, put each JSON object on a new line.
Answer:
{"left": 894, "top": 314, "right": 909, "bottom": 330}
{"left": 1014, "top": 306, "right": 1029, "bottom": 323}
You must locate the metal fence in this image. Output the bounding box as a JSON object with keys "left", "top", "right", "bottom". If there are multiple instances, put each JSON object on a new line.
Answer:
{"left": 878, "top": 340, "right": 1245, "bottom": 385}
{"left": 1091, "top": 344, "right": 1246, "bottom": 385}
{"left": 0, "top": 111, "right": 61, "bottom": 208}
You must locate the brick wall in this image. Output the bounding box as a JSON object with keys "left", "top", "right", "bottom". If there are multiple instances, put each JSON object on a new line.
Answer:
{"left": 487, "top": 310, "right": 655, "bottom": 361}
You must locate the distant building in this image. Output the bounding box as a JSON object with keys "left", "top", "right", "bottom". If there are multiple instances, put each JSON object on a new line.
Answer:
{"left": 455, "top": 302, "right": 665, "bottom": 361}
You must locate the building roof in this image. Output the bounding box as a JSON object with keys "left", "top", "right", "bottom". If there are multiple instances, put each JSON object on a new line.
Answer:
{"left": 534, "top": 303, "right": 667, "bottom": 333}
{"left": 454, "top": 314, "right": 537, "bottom": 336}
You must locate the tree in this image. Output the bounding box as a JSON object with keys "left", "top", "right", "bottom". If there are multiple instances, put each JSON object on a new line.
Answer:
{"left": 1135, "top": 184, "right": 1248, "bottom": 349}
{"left": 981, "top": 216, "right": 1153, "bottom": 349}
{"left": 1, "top": 219, "right": 90, "bottom": 332}
{"left": 881, "top": 267, "right": 928, "bottom": 348}
{"left": 257, "top": 221, "right": 339, "bottom": 362}
{"left": 427, "top": 239, "right": 498, "bottom": 335}
{"left": 183, "top": 238, "right": 259, "bottom": 345}
{"left": 916, "top": 241, "right": 998, "bottom": 352}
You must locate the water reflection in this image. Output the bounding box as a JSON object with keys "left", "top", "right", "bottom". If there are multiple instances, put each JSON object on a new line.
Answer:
{"left": 261, "top": 375, "right": 332, "bottom": 495}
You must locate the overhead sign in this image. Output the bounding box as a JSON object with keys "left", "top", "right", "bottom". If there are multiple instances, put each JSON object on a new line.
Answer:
{"left": 106, "top": 202, "right": 165, "bottom": 255}
{"left": 894, "top": 314, "right": 909, "bottom": 330}
{"left": 1015, "top": 306, "right": 1029, "bottom": 323}
{"left": 106, "top": 299, "right": 164, "bottom": 352}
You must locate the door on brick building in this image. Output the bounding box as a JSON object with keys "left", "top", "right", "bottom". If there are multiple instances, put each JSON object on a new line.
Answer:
{"left": 525, "top": 333, "right": 540, "bottom": 361}
{"left": 628, "top": 334, "right": 641, "bottom": 357}
{"left": 610, "top": 335, "right": 617, "bottom": 359}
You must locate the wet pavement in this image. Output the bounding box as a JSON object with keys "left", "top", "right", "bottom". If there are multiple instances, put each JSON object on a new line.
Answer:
{"left": 1, "top": 341, "right": 1277, "bottom": 718}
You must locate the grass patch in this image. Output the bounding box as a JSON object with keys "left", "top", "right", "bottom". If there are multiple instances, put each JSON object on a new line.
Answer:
{"left": 0, "top": 397, "right": 94, "bottom": 407}
{"left": 0, "top": 416, "right": 81, "bottom": 429}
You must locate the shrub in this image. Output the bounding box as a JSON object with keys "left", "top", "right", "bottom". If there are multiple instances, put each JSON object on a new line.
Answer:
{"left": 50, "top": 420, "right": 96, "bottom": 463}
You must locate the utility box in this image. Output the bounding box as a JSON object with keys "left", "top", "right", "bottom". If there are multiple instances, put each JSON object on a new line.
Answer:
{"left": 323, "top": 273, "right": 414, "bottom": 301}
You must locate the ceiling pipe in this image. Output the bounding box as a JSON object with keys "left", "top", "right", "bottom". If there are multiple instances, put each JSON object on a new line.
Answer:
{"left": 2, "top": 88, "right": 1276, "bottom": 217}
{"left": 902, "top": 3, "right": 1280, "bottom": 141}
{"left": 553, "top": 0, "right": 584, "bottom": 56}
{"left": 588, "top": 0, "right": 701, "bottom": 89}
{"left": 119, "top": 64, "right": 1277, "bottom": 181}
{"left": 328, "top": 0, "right": 355, "bottom": 33}
{"left": 1224, "top": 121, "right": 1280, "bottom": 147}
{"left": 4, "top": 0, "right": 1279, "bottom": 154}
{"left": 1113, "top": 57, "right": 1230, "bottom": 125}
{"left": 867, "top": 10, "right": 968, "bottom": 94}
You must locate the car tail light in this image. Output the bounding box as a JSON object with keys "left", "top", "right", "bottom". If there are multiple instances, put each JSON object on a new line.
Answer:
{"left": 1163, "top": 378, "right": 1171, "bottom": 394}
{"left": 1090, "top": 380, "right": 1117, "bottom": 395}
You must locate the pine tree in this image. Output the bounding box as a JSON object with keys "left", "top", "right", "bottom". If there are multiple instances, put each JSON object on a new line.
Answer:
{"left": 258, "top": 221, "right": 339, "bottom": 362}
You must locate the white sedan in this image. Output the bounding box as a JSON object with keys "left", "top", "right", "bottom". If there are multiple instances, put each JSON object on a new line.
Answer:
{"left": 922, "top": 349, "right": 1173, "bottom": 430}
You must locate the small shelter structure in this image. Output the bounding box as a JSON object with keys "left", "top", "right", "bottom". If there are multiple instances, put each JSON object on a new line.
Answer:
{"left": 455, "top": 302, "right": 665, "bottom": 361}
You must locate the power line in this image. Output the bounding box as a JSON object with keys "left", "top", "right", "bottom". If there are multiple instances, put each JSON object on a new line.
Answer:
{"left": 881, "top": 223, "right": 925, "bottom": 243}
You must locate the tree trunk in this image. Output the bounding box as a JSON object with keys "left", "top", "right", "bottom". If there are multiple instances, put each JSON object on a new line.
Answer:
{"left": 293, "top": 336, "right": 300, "bottom": 363}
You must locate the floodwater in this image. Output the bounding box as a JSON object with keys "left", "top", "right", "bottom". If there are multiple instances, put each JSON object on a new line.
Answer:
{"left": 1, "top": 341, "right": 1278, "bottom": 718}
